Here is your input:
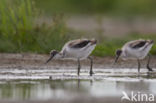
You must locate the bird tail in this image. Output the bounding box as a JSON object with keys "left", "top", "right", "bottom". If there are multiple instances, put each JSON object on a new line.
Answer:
{"left": 147, "top": 40, "right": 154, "bottom": 44}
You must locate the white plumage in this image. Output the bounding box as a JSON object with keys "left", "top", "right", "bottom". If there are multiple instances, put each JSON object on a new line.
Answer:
{"left": 121, "top": 39, "right": 153, "bottom": 60}
{"left": 115, "top": 39, "right": 154, "bottom": 73}
{"left": 45, "top": 39, "right": 97, "bottom": 76}
{"left": 60, "top": 39, "right": 96, "bottom": 59}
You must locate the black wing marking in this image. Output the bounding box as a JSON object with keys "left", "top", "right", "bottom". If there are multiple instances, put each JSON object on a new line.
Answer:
{"left": 70, "top": 40, "right": 91, "bottom": 48}
{"left": 130, "top": 41, "right": 146, "bottom": 49}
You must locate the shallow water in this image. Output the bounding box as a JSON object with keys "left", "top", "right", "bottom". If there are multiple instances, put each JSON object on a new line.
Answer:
{"left": 0, "top": 66, "right": 156, "bottom": 101}
{"left": 0, "top": 79, "right": 156, "bottom": 101}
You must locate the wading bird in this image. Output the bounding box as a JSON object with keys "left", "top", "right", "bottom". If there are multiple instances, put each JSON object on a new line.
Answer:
{"left": 114, "top": 39, "right": 154, "bottom": 73}
{"left": 45, "top": 39, "right": 97, "bottom": 76}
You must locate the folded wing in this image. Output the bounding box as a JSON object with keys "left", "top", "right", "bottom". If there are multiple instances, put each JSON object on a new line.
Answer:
{"left": 69, "top": 39, "right": 91, "bottom": 49}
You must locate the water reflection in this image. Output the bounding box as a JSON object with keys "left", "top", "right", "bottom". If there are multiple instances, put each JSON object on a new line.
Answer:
{"left": 0, "top": 79, "right": 155, "bottom": 100}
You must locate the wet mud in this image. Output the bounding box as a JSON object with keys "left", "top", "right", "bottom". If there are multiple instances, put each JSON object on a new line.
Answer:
{"left": 0, "top": 53, "right": 156, "bottom": 103}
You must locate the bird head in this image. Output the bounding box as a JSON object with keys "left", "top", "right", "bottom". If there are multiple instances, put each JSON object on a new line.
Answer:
{"left": 45, "top": 50, "right": 59, "bottom": 64}
{"left": 114, "top": 49, "right": 122, "bottom": 64}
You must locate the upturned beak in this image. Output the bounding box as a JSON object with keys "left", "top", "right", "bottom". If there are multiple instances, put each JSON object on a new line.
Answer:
{"left": 114, "top": 55, "right": 120, "bottom": 64}
{"left": 45, "top": 55, "right": 53, "bottom": 64}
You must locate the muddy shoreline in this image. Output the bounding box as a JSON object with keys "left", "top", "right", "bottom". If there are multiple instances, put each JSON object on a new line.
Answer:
{"left": 0, "top": 53, "right": 156, "bottom": 103}
{"left": 0, "top": 53, "right": 156, "bottom": 69}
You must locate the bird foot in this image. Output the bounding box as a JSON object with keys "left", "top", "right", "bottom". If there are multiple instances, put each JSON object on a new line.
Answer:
{"left": 77, "top": 73, "right": 80, "bottom": 76}
{"left": 49, "top": 76, "right": 52, "bottom": 79}
{"left": 89, "top": 71, "right": 94, "bottom": 76}
{"left": 147, "top": 65, "right": 153, "bottom": 72}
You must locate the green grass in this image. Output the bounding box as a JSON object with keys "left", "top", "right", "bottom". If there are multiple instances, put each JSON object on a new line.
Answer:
{"left": 0, "top": 0, "right": 72, "bottom": 53}
{"left": 0, "top": 0, "right": 156, "bottom": 57}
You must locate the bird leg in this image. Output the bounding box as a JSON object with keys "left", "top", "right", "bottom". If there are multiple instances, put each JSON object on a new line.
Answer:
{"left": 146, "top": 54, "right": 153, "bottom": 72}
{"left": 137, "top": 59, "right": 141, "bottom": 73}
{"left": 88, "top": 56, "right": 94, "bottom": 76}
{"left": 77, "top": 59, "right": 81, "bottom": 76}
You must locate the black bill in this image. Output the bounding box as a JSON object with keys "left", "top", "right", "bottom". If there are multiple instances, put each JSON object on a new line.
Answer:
{"left": 45, "top": 56, "right": 53, "bottom": 64}
{"left": 114, "top": 55, "right": 120, "bottom": 64}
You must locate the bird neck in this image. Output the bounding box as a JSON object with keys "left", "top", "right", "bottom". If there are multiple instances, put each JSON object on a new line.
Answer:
{"left": 55, "top": 52, "right": 64, "bottom": 59}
